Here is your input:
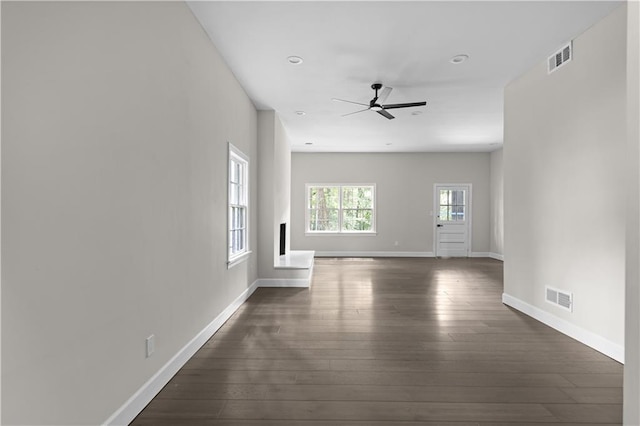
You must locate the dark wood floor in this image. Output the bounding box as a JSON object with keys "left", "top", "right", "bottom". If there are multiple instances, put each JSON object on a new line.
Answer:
{"left": 131, "top": 257, "right": 623, "bottom": 425}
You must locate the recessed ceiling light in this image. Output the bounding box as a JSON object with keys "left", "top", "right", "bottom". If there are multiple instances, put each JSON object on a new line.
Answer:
{"left": 295, "top": 111, "right": 306, "bottom": 116}
{"left": 411, "top": 111, "right": 423, "bottom": 116}
{"left": 450, "top": 54, "right": 469, "bottom": 64}
{"left": 305, "top": 142, "right": 313, "bottom": 145}
{"left": 385, "top": 143, "right": 393, "bottom": 146}
{"left": 287, "top": 56, "right": 303, "bottom": 65}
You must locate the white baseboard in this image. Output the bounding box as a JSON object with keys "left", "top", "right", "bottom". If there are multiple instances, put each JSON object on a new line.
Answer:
{"left": 315, "top": 251, "right": 503, "bottom": 260}
{"left": 256, "top": 278, "right": 310, "bottom": 288}
{"left": 502, "top": 292, "right": 624, "bottom": 363}
{"left": 470, "top": 252, "right": 490, "bottom": 258}
{"left": 470, "top": 252, "right": 503, "bottom": 260}
{"left": 489, "top": 252, "right": 504, "bottom": 261}
{"left": 103, "top": 280, "right": 260, "bottom": 426}
{"left": 315, "top": 251, "right": 435, "bottom": 258}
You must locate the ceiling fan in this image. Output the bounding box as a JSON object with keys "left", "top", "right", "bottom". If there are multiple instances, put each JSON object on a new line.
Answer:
{"left": 333, "top": 83, "right": 426, "bottom": 120}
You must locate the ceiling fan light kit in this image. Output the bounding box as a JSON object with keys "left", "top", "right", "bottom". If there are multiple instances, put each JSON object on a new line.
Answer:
{"left": 334, "top": 82, "right": 427, "bottom": 120}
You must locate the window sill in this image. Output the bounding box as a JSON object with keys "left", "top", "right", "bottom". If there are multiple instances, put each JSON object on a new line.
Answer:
{"left": 305, "top": 232, "right": 377, "bottom": 237}
{"left": 227, "top": 250, "right": 252, "bottom": 269}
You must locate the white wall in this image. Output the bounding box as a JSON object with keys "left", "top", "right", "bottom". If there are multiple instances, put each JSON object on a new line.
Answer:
{"left": 625, "top": 1, "right": 640, "bottom": 423}
{"left": 257, "top": 112, "right": 276, "bottom": 277}
{"left": 275, "top": 114, "right": 292, "bottom": 258}
{"left": 490, "top": 148, "right": 504, "bottom": 258}
{"left": 291, "top": 152, "right": 491, "bottom": 256}
{"left": 504, "top": 5, "right": 626, "bottom": 360}
{"left": 257, "top": 110, "right": 293, "bottom": 279}
{"left": 2, "top": 2, "right": 258, "bottom": 424}
{"left": 0, "top": 2, "right": 3, "bottom": 421}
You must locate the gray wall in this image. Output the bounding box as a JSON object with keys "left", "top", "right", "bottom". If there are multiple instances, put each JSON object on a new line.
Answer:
{"left": 504, "top": 6, "right": 626, "bottom": 354}
{"left": 291, "top": 152, "right": 491, "bottom": 255}
{"left": 625, "top": 1, "right": 640, "bottom": 423}
{"left": 1, "top": 2, "right": 3, "bottom": 420}
{"left": 257, "top": 110, "right": 294, "bottom": 279}
{"left": 490, "top": 148, "right": 504, "bottom": 257}
{"left": 2, "top": 2, "right": 258, "bottom": 424}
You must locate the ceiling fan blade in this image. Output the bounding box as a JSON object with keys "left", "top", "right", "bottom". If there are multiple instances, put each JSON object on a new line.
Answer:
{"left": 332, "top": 98, "right": 369, "bottom": 107}
{"left": 382, "top": 101, "right": 427, "bottom": 110}
{"left": 377, "top": 86, "right": 393, "bottom": 104}
{"left": 342, "top": 108, "right": 370, "bottom": 117}
{"left": 377, "top": 109, "right": 395, "bottom": 120}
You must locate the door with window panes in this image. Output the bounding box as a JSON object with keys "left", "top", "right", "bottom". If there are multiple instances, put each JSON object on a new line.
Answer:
{"left": 434, "top": 185, "right": 471, "bottom": 257}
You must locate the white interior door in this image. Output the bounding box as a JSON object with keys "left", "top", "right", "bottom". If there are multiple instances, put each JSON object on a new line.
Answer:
{"left": 435, "top": 185, "right": 471, "bottom": 257}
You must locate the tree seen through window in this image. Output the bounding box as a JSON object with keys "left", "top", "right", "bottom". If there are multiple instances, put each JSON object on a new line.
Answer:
{"left": 307, "top": 185, "right": 375, "bottom": 233}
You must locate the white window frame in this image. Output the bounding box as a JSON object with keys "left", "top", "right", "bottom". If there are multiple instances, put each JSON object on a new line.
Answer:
{"left": 228, "top": 143, "right": 251, "bottom": 267}
{"left": 305, "top": 183, "right": 377, "bottom": 235}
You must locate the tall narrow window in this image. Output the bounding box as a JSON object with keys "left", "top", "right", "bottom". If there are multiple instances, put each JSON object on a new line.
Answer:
{"left": 306, "top": 184, "right": 376, "bottom": 234}
{"left": 228, "top": 144, "right": 249, "bottom": 265}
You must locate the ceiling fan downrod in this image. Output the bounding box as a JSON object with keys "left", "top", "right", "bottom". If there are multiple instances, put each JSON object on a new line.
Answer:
{"left": 370, "top": 83, "right": 383, "bottom": 110}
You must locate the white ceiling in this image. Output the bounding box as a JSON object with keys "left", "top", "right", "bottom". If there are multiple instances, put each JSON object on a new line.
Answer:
{"left": 188, "top": 1, "right": 621, "bottom": 153}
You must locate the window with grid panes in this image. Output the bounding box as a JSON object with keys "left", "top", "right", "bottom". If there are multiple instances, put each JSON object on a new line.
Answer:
{"left": 438, "top": 188, "right": 466, "bottom": 222}
{"left": 306, "top": 184, "right": 375, "bottom": 233}
{"left": 228, "top": 144, "right": 249, "bottom": 264}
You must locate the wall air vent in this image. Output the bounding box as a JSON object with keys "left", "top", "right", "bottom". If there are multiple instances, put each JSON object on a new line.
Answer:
{"left": 545, "top": 286, "right": 573, "bottom": 312}
{"left": 548, "top": 41, "right": 572, "bottom": 74}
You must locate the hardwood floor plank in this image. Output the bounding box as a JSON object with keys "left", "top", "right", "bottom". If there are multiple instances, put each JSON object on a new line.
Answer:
{"left": 183, "top": 357, "right": 332, "bottom": 371}
{"left": 560, "top": 373, "right": 623, "bottom": 388}
{"left": 213, "top": 331, "right": 456, "bottom": 342}
{"left": 172, "top": 369, "right": 298, "bottom": 385}
{"left": 559, "top": 387, "right": 623, "bottom": 403}
{"left": 218, "top": 400, "right": 556, "bottom": 422}
{"left": 293, "top": 370, "right": 576, "bottom": 387}
{"left": 201, "top": 342, "right": 608, "bottom": 362}
{"left": 135, "top": 399, "right": 226, "bottom": 419}
{"left": 327, "top": 359, "right": 621, "bottom": 375}
{"left": 156, "top": 383, "right": 269, "bottom": 400}
{"left": 543, "top": 403, "right": 622, "bottom": 423}
{"left": 132, "top": 420, "right": 483, "bottom": 426}
{"left": 202, "top": 339, "right": 604, "bottom": 354}
{"left": 480, "top": 423, "right": 619, "bottom": 426}
{"left": 260, "top": 384, "right": 575, "bottom": 404}
{"left": 182, "top": 357, "right": 619, "bottom": 375}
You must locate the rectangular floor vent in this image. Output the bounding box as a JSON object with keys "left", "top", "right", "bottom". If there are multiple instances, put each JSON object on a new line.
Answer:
{"left": 548, "top": 41, "right": 572, "bottom": 74}
{"left": 546, "top": 286, "right": 573, "bottom": 312}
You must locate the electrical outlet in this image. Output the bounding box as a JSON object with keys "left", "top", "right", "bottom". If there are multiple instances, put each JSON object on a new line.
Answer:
{"left": 146, "top": 334, "right": 155, "bottom": 358}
